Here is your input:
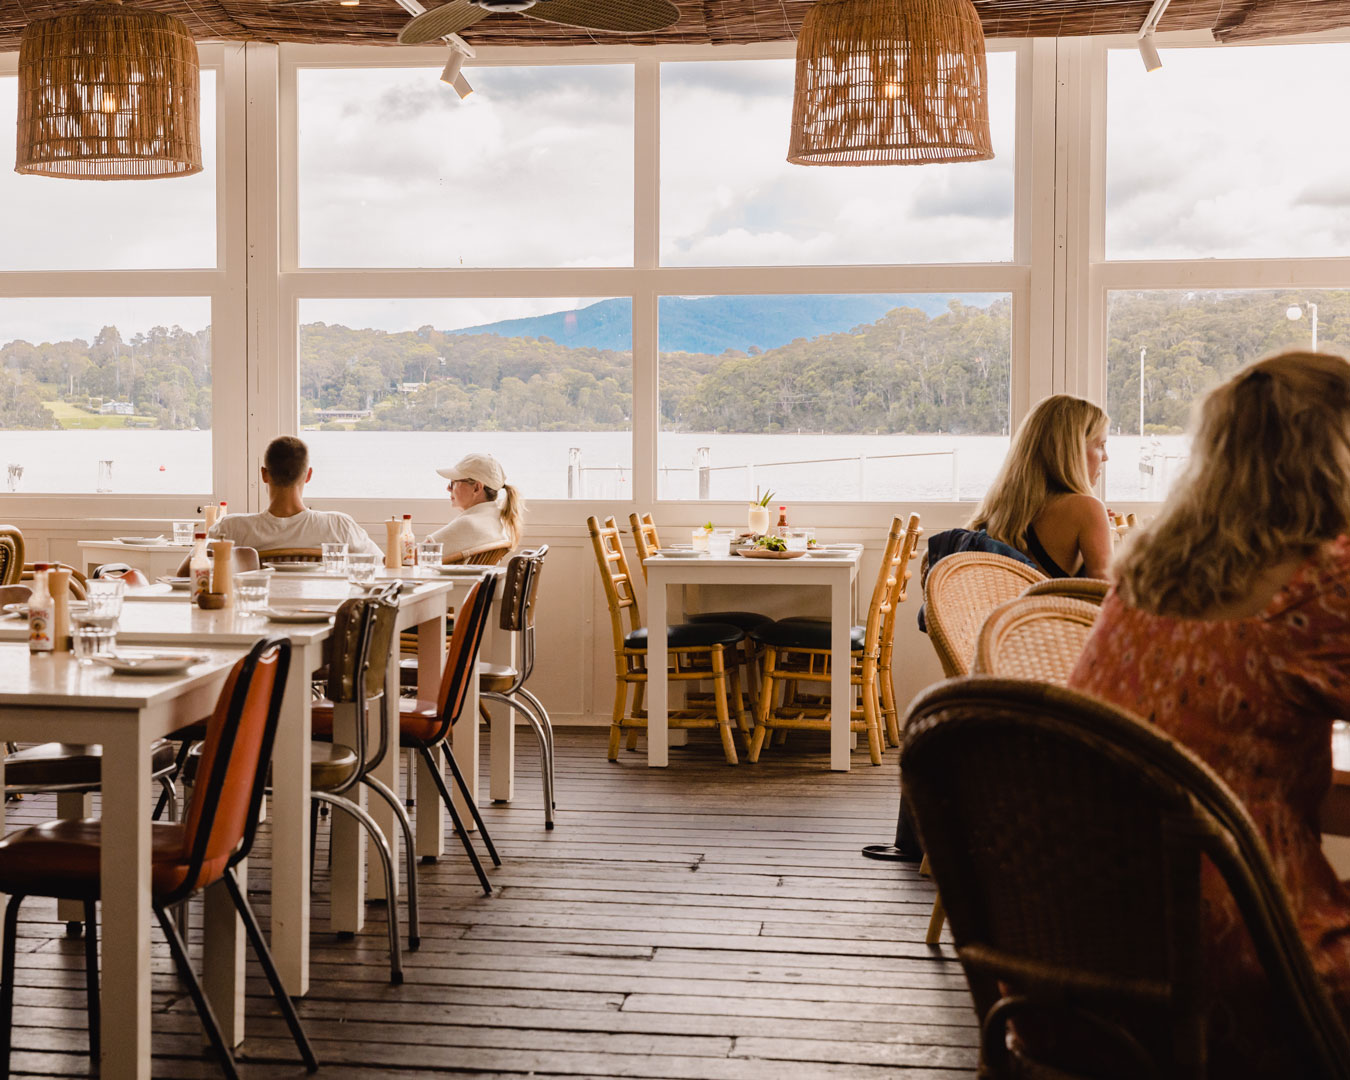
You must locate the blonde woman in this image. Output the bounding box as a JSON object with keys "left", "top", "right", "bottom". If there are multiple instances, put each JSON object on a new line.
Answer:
{"left": 968, "top": 394, "right": 1112, "bottom": 579}
{"left": 1070, "top": 350, "right": 1350, "bottom": 1078}
{"left": 428, "top": 452, "right": 525, "bottom": 557}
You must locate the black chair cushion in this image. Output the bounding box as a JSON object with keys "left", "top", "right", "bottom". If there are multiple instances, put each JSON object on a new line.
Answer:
{"left": 624, "top": 622, "right": 745, "bottom": 649}
{"left": 751, "top": 618, "right": 865, "bottom": 651}
{"left": 687, "top": 610, "right": 772, "bottom": 632}
{"left": 5, "top": 740, "right": 179, "bottom": 793}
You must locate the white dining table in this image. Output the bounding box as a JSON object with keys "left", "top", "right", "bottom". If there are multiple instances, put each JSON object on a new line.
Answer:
{"left": 0, "top": 644, "right": 246, "bottom": 1080}
{"left": 644, "top": 548, "right": 862, "bottom": 771}
{"left": 77, "top": 538, "right": 190, "bottom": 580}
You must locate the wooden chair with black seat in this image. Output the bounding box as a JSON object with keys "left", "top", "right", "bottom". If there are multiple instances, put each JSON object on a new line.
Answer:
{"left": 746, "top": 513, "right": 922, "bottom": 766}
{"left": 629, "top": 511, "right": 768, "bottom": 723}
{"left": 901, "top": 677, "right": 1350, "bottom": 1080}
{"left": 0, "top": 637, "right": 318, "bottom": 1080}
{"left": 0, "top": 526, "right": 25, "bottom": 586}
{"left": 477, "top": 546, "right": 556, "bottom": 828}
{"left": 588, "top": 516, "right": 748, "bottom": 764}
{"left": 308, "top": 581, "right": 419, "bottom": 981}
{"left": 920, "top": 591, "right": 1103, "bottom": 945}
{"left": 397, "top": 571, "right": 504, "bottom": 894}
{"left": 923, "top": 551, "right": 1046, "bottom": 677}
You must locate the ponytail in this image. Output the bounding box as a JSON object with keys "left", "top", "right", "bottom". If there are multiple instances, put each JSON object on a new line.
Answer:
{"left": 483, "top": 482, "right": 526, "bottom": 547}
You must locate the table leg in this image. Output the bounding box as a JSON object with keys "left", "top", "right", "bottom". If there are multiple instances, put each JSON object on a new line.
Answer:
{"left": 203, "top": 858, "right": 246, "bottom": 1046}
{"left": 830, "top": 577, "right": 852, "bottom": 772}
{"left": 270, "top": 641, "right": 315, "bottom": 995}
{"left": 451, "top": 651, "right": 480, "bottom": 830}
{"left": 488, "top": 621, "right": 516, "bottom": 802}
{"left": 330, "top": 700, "right": 366, "bottom": 932}
{"left": 648, "top": 576, "right": 669, "bottom": 767}
{"left": 416, "top": 613, "right": 448, "bottom": 856}
{"left": 99, "top": 726, "right": 153, "bottom": 1079}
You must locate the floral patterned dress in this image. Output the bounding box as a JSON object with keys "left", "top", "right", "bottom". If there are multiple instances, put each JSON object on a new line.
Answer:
{"left": 1069, "top": 537, "right": 1350, "bottom": 1077}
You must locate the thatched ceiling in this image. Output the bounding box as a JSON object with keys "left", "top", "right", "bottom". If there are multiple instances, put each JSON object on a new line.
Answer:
{"left": 0, "top": 0, "right": 1344, "bottom": 53}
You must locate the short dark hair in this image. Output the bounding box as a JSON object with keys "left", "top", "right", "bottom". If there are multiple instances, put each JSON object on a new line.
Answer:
{"left": 264, "top": 436, "right": 309, "bottom": 488}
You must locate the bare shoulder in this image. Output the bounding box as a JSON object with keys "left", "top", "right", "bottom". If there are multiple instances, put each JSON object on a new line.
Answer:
{"left": 1044, "top": 493, "right": 1108, "bottom": 526}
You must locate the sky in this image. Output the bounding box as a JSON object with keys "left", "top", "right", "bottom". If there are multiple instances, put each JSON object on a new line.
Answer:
{"left": 0, "top": 40, "right": 1348, "bottom": 344}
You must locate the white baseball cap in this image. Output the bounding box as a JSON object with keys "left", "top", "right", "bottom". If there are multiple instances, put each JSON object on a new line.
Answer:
{"left": 436, "top": 452, "right": 505, "bottom": 489}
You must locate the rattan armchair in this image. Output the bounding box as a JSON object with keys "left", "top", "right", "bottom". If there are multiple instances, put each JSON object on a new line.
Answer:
{"left": 902, "top": 677, "right": 1350, "bottom": 1080}
{"left": 20, "top": 562, "right": 87, "bottom": 600}
{"left": 972, "top": 594, "right": 1100, "bottom": 684}
{"left": 923, "top": 552, "right": 1046, "bottom": 677}
{"left": 1021, "top": 576, "right": 1111, "bottom": 605}
{"left": 258, "top": 547, "right": 322, "bottom": 564}
{"left": 0, "top": 527, "right": 24, "bottom": 586}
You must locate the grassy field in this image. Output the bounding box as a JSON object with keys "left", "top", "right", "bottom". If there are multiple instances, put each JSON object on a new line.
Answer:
{"left": 43, "top": 401, "right": 156, "bottom": 430}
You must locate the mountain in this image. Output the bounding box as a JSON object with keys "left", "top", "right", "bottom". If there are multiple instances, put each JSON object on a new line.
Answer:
{"left": 445, "top": 294, "right": 998, "bottom": 355}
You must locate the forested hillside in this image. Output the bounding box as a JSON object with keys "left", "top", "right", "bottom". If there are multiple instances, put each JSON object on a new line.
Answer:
{"left": 1, "top": 291, "right": 1345, "bottom": 435}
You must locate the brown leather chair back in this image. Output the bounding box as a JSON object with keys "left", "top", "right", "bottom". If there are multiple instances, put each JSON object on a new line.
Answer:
{"left": 0, "top": 527, "right": 25, "bottom": 586}
{"left": 174, "top": 638, "right": 291, "bottom": 900}
{"left": 421, "top": 572, "right": 499, "bottom": 747}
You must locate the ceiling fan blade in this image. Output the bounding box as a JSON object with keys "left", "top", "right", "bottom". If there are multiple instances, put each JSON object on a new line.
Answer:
{"left": 523, "top": 0, "right": 680, "bottom": 33}
{"left": 397, "top": 1, "right": 488, "bottom": 43}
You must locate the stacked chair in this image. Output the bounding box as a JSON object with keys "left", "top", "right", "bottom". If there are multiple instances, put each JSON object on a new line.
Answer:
{"left": 1021, "top": 576, "right": 1111, "bottom": 604}
{"left": 747, "top": 513, "right": 922, "bottom": 764}
{"left": 587, "top": 515, "right": 747, "bottom": 764}
{"left": 901, "top": 678, "right": 1350, "bottom": 1080}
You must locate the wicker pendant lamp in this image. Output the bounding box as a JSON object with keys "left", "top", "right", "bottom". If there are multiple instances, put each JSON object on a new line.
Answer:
{"left": 16, "top": 0, "right": 202, "bottom": 180}
{"left": 788, "top": 0, "right": 993, "bottom": 166}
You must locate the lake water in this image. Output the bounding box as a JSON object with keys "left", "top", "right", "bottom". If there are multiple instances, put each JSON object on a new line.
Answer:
{"left": 0, "top": 428, "right": 1190, "bottom": 505}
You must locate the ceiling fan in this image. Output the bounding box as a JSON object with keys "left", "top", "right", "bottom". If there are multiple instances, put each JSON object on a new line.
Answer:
{"left": 396, "top": 0, "right": 681, "bottom": 43}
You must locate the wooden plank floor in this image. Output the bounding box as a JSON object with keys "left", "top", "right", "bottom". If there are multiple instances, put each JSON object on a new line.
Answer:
{"left": 3, "top": 728, "right": 977, "bottom": 1078}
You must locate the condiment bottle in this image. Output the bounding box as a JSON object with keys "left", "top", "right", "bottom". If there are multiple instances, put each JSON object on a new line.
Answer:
{"left": 385, "top": 517, "right": 404, "bottom": 570}
{"left": 217, "top": 500, "right": 228, "bottom": 519}
{"left": 775, "top": 505, "right": 788, "bottom": 536}
{"left": 203, "top": 503, "right": 219, "bottom": 530}
{"left": 27, "top": 564, "right": 53, "bottom": 654}
{"left": 190, "top": 531, "right": 212, "bottom": 599}
{"left": 210, "top": 539, "right": 234, "bottom": 606}
{"left": 48, "top": 566, "right": 71, "bottom": 653}
{"left": 401, "top": 514, "right": 416, "bottom": 566}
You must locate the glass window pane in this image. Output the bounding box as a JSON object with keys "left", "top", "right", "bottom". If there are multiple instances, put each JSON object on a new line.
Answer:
{"left": 0, "top": 299, "right": 212, "bottom": 493}
{"left": 0, "top": 74, "right": 217, "bottom": 271}
{"left": 660, "top": 54, "right": 1017, "bottom": 266}
{"left": 1104, "top": 289, "right": 1347, "bottom": 501}
{"left": 297, "top": 66, "right": 634, "bottom": 268}
{"left": 657, "top": 294, "right": 1011, "bottom": 502}
{"left": 298, "top": 298, "right": 632, "bottom": 500}
{"left": 1106, "top": 44, "right": 1350, "bottom": 260}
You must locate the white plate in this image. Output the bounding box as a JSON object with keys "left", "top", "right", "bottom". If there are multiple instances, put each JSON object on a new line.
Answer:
{"left": 95, "top": 652, "right": 205, "bottom": 676}
{"left": 654, "top": 550, "right": 706, "bottom": 559}
{"left": 808, "top": 550, "right": 853, "bottom": 559}
{"left": 114, "top": 536, "right": 167, "bottom": 546}
{"left": 156, "top": 576, "right": 193, "bottom": 590}
{"left": 265, "top": 607, "right": 335, "bottom": 624}
{"left": 266, "top": 562, "right": 322, "bottom": 573}
{"left": 434, "top": 565, "right": 491, "bottom": 576}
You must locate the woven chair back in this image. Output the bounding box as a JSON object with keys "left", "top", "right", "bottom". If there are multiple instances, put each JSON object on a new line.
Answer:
{"left": 445, "top": 542, "right": 511, "bottom": 567}
{"left": 1021, "top": 577, "right": 1110, "bottom": 605}
{"left": 587, "top": 516, "right": 642, "bottom": 650}
{"left": 924, "top": 552, "right": 1046, "bottom": 676}
{"left": 259, "top": 547, "right": 322, "bottom": 563}
{"left": 972, "top": 595, "right": 1099, "bottom": 685}
{"left": 902, "top": 678, "right": 1350, "bottom": 1080}
{"left": 0, "top": 527, "right": 24, "bottom": 586}
{"left": 22, "top": 561, "right": 88, "bottom": 600}
{"left": 628, "top": 512, "right": 661, "bottom": 583}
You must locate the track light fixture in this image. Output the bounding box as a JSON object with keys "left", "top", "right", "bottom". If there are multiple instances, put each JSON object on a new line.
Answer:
{"left": 1137, "top": 0, "right": 1173, "bottom": 71}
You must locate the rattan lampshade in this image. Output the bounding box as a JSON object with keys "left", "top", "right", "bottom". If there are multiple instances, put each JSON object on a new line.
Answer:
{"left": 16, "top": 0, "right": 202, "bottom": 180}
{"left": 788, "top": 0, "right": 993, "bottom": 166}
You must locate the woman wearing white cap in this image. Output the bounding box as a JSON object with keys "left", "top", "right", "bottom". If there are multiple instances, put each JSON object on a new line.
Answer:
{"left": 427, "top": 452, "right": 525, "bottom": 557}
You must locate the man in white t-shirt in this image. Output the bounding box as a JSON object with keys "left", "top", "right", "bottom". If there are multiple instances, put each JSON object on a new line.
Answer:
{"left": 208, "top": 435, "right": 381, "bottom": 557}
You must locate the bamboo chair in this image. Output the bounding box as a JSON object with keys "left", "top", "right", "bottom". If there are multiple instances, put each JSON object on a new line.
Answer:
{"left": 0, "top": 527, "right": 24, "bottom": 586}
{"left": 446, "top": 542, "right": 512, "bottom": 566}
{"left": 587, "top": 516, "right": 747, "bottom": 764}
{"left": 747, "top": 514, "right": 921, "bottom": 766}
{"left": 902, "top": 677, "right": 1350, "bottom": 1080}
{"left": 972, "top": 594, "right": 1100, "bottom": 684}
{"left": 1021, "top": 576, "right": 1110, "bottom": 605}
{"left": 258, "top": 547, "right": 322, "bottom": 564}
{"left": 923, "top": 552, "right": 1046, "bottom": 677}
{"left": 21, "top": 562, "right": 87, "bottom": 600}
{"left": 877, "top": 513, "right": 923, "bottom": 746}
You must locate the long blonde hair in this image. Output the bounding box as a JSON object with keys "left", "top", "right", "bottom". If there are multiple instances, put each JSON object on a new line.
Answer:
{"left": 1116, "top": 350, "right": 1350, "bottom": 617}
{"left": 485, "top": 483, "right": 526, "bottom": 547}
{"left": 968, "top": 394, "right": 1109, "bottom": 551}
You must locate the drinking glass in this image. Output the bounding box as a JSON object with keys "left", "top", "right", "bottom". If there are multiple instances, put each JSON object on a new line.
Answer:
{"left": 72, "top": 614, "right": 117, "bottom": 662}
{"left": 6, "top": 465, "right": 21, "bottom": 493}
{"left": 85, "top": 578, "right": 125, "bottom": 620}
{"left": 321, "top": 542, "right": 349, "bottom": 575}
{"left": 416, "top": 541, "right": 444, "bottom": 569}
{"left": 172, "top": 520, "right": 195, "bottom": 545}
{"left": 707, "top": 529, "right": 735, "bottom": 558}
{"left": 784, "top": 528, "right": 811, "bottom": 553}
{"left": 347, "top": 552, "right": 377, "bottom": 585}
{"left": 690, "top": 528, "right": 710, "bottom": 552}
{"left": 235, "top": 571, "right": 271, "bottom": 614}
